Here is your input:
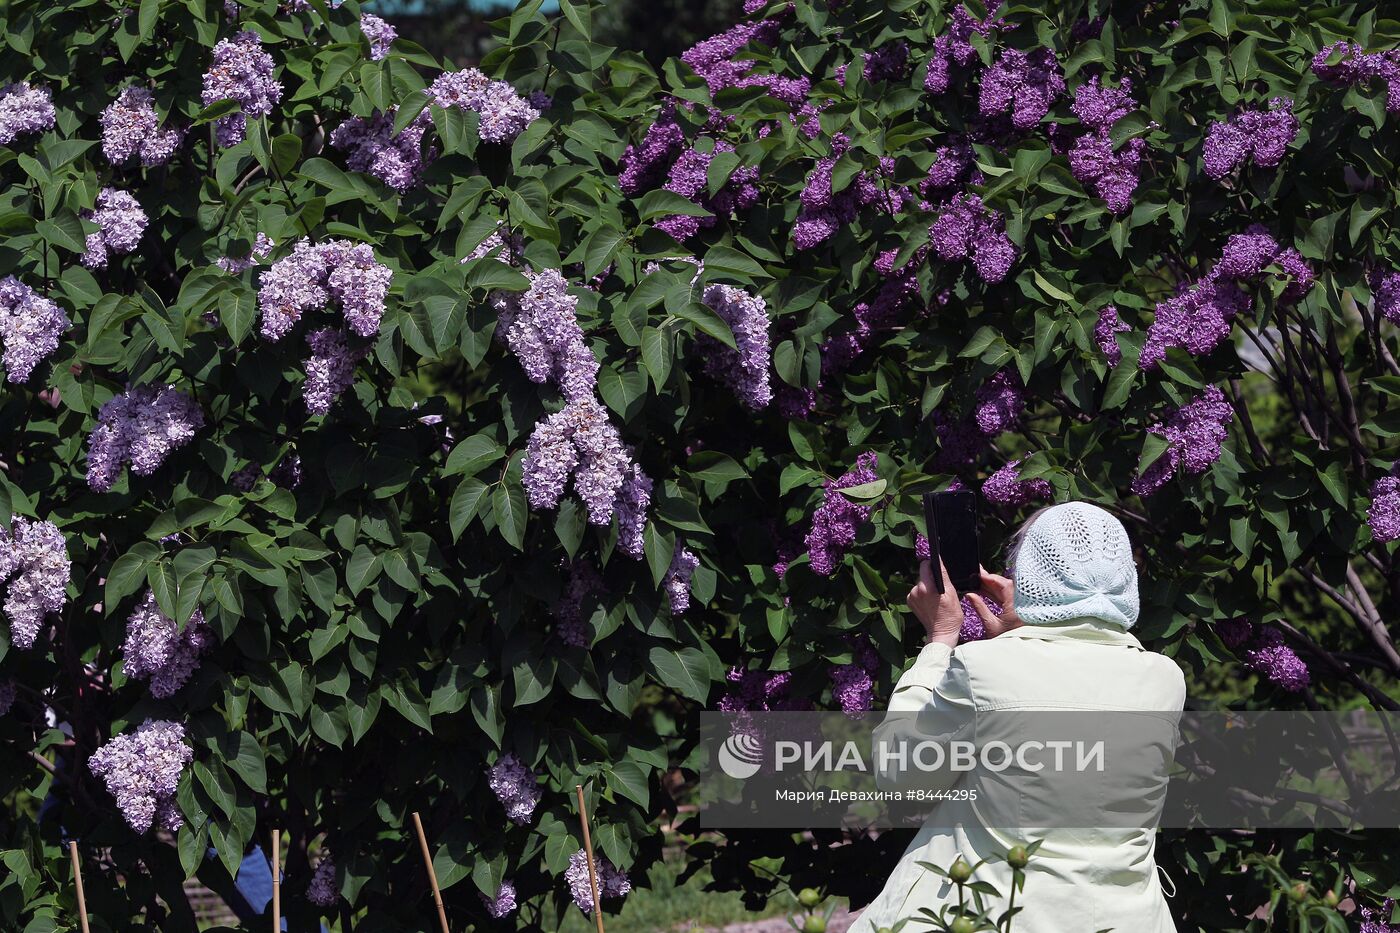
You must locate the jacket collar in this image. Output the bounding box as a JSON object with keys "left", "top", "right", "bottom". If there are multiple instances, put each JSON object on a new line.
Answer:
{"left": 999, "top": 616, "right": 1146, "bottom": 650}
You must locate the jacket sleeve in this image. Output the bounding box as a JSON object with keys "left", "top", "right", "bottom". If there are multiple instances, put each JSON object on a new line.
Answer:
{"left": 872, "top": 641, "right": 977, "bottom": 793}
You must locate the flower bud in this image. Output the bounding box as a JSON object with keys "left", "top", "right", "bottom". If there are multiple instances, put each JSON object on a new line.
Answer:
{"left": 1287, "top": 882, "right": 1308, "bottom": 904}
{"left": 1007, "top": 845, "right": 1029, "bottom": 869}
{"left": 949, "top": 858, "right": 973, "bottom": 884}
{"left": 797, "top": 888, "right": 823, "bottom": 909}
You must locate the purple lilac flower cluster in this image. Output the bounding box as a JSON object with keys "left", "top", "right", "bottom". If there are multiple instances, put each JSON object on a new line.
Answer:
{"left": 360, "top": 13, "right": 396, "bottom": 60}
{"left": 304, "top": 327, "right": 368, "bottom": 415}
{"left": 0, "top": 517, "right": 70, "bottom": 650}
{"left": 0, "top": 680, "right": 14, "bottom": 716}
{"left": 980, "top": 48, "right": 1065, "bottom": 131}
{"left": 1064, "top": 76, "right": 1145, "bottom": 215}
{"left": 87, "top": 385, "right": 204, "bottom": 493}
{"left": 1216, "top": 619, "right": 1310, "bottom": 692}
{"left": 929, "top": 193, "right": 1017, "bottom": 283}
{"left": 490, "top": 268, "right": 598, "bottom": 402}
{"left": 925, "top": 7, "right": 1004, "bottom": 95}
{"left": 258, "top": 238, "right": 393, "bottom": 342}
{"left": 793, "top": 136, "right": 913, "bottom": 251}
{"left": 1368, "top": 475, "right": 1400, "bottom": 543}
{"left": 1094, "top": 305, "right": 1129, "bottom": 366}
{"left": 217, "top": 233, "right": 275, "bottom": 273}
{"left": 0, "top": 82, "right": 56, "bottom": 145}
{"left": 1202, "top": 98, "right": 1297, "bottom": 179}
{"left": 1311, "top": 42, "right": 1400, "bottom": 113}
{"left": 805, "top": 451, "right": 879, "bottom": 576}
{"left": 829, "top": 634, "right": 878, "bottom": 716}
{"left": 982, "top": 460, "right": 1052, "bottom": 507}
{"left": 959, "top": 593, "right": 1003, "bottom": 642}
{"left": 664, "top": 545, "right": 700, "bottom": 614}
{"left": 482, "top": 881, "right": 518, "bottom": 918}
{"left": 618, "top": 103, "right": 686, "bottom": 196}
{"left": 88, "top": 719, "right": 192, "bottom": 833}
{"left": 565, "top": 849, "right": 631, "bottom": 911}
{"left": 920, "top": 139, "right": 982, "bottom": 202}
{"left": 697, "top": 282, "right": 772, "bottom": 409}
{"left": 1130, "top": 385, "right": 1234, "bottom": 497}
{"left": 1370, "top": 269, "right": 1400, "bottom": 324}
{"left": 201, "top": 31, "right": 283, "bottom": 148}
{"left": 488, "top": 753, "right": 541, "bottom": 825}
{"left": 863, "top": 41, "right": 909, "bottom": 82}
{"left": 0, "top": 276, "right": 70, "bottom": 383}
{"left": 306, "top": 857, "right": 338, "bottom": 907}
{"left": 122, "top": 590, "right": 214, "bottom": 698}
{"left": 718, "top": 666, "right": 797, "bottom": 712}
{"left": 1360, "top": 898, "right": 1399, "bottom": 933}
{"left": 426, "top": 68, "right": 539, "bottom": 144}
{"left": 81, "top": 188, "right": 149, "bottom": 270}
{"left": 329, "top": 107, "right": 436, "bottom": 192}
{"left": 554, "top": 558, "right": 603, "bottom": 647}
{"left": 101, "top": 88, "right": 183, "bottom": 166}
{"left": 1141, "top": 226, "right": 1314, "bottom": 369}
{"left": 653, "top": 140, "right": 761, "bottom": 242}
{"left": 819, "top": 248, "right": 929, "bottom": 379}
{"left": 680, "top": 19, "right": 782, "bottom": 98}
{"left": 931, "top": 410, "right": 985, "bottom": 469}
{"left": 973, "top": 370, "right": 1026, "bottom": 436}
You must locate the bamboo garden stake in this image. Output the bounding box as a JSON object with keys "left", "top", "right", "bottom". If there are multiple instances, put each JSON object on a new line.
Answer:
{"left": 575, "top": 784, "right": 606, "bottom": 933}
{"left": 272, "top": 829, "right": 281, "bottom": 933}
{"left": 69, "top": 841, "right": 90, "bottom": 933}
{"left": 411, "top": 811, "right": 451, "bottom": 933}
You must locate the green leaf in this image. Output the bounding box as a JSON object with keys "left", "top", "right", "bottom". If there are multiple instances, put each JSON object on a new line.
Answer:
{"left": 450, "top": 477, "right": 490, "bottom": 540}
{"left": 640, "top": 325, "right": 673, "bottom": 389}
{"left": 493, "top": 478, "right": 527, "bottom": 550}
{"left": 270, "top": 133, "right": 302, "bottom": 179}
{"left": 584, "top": 225, "right": 625, "bottom": 280}
{"left": 138, "top": 0, "right": 160, "bottom": 41}
{"left": 647, "top": 646, "right": 711, "bottom": 701}
{"left": 636, "top": 189, "right": 713, "bottom": 222}
{"left": 346, "top": 545, "right": 382, "bottom": 595}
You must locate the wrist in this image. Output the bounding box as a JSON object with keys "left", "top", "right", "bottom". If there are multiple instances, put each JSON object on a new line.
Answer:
{"left": 925, "top": 630, "right": 960, "bottom": 649}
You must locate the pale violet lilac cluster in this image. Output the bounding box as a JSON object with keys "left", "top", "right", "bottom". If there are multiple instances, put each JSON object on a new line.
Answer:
{"left": 1063, "top": 76, "right": 1145, "bottom": 215}
{"left": 426, "top": 68, "right": 539, "bottom": 144}
{"left": 0, "top": 276, "right": 70, "bottom": 383}
{"left": 565, "top": 849, "right": 631, "bottom": 912}
{"left": 1095, "top": 304, "right": 1129, "bottom": 366}
{"left": 488, "top": 753, "right": 541, "bottom": 825}
{"left": 257, "top": 238, "right": 393, "bottom": 341}
{"left": 303, "top": 327, "right": 368, "bottom": 415}
{"left": 329, "top": 107, "right": 435, "bottom": 192}
{"left": 664, "top": 545, "right": 699, "bottom": 614}
{"left": 490, "top": 269, "right": 598, "bottom": 403}
{"left": 1368, "top": 475, "right": 1400, "bottom": 543}
{"left": 482, "top": 881, "right": 518, "bottom": 919}
{"left": 0, "top": 82, "right": 56, "bottom": 145}
{"left": 0, "top": 517, "right": 70, "bottom": 650}
{"left": 1202, "top": 98, "right": 1297, "bottom": 179}
{"left": 980, "top": 48, "right": 1065, "bottom": 131}
{"left": 1141, "top": 226, "right": 1314, "bottom": 369}
{"left": 982, "top": 459, "right": 1052, "bottom": 507}
{"left": 929, "top": 193, "right": 1017, "bottom": 283}
{"left": 829, "top": 634, "right": 877, "bottom": 716}
{"left": 1311, "top": 42, "right": 1400, "bottom": 114}
{"left": 1371, "top": 269, "right": 1400, "bottom": 324}
{"left": 86, "top": 384, "right": 205, "bottom": 493}
{"left": 121, "top": 590, "right": 215, "bottom": 698}
{"left": 217, "top": 233, "right": 275, "bottom": 273}
{"left": 679, "top": 16, "right": 822, "bottom": 139}
{"left": 306, "top": 857, "right": 338, "bottom": 907}
{"left": 1217, "top": 619, "right": 1310, "bottom": 692}
{"left": 1131, "top": 385, "right": 1234, "bottom": 497}
{"left": 201, "top": 31, "right": 283, "bottom": 148}
{"left": 101, "top": 88, "right": 183, "bottom": 166}
{"left": 804, "top": 451, "right": 879, "bottom": 576}
{"left": 88, "top": 719, "right": 192, "bottom": 833}
{"left": 81, "top": 188, "right": 149, "bottom": 270}
{"left": 698, "top": 283, "right": 772, "bottom": 409}
{"left": 360, "top": 13, "right": 396, "bottom": 60}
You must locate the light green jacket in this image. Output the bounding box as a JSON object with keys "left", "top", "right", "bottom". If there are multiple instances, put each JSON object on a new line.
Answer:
{"left": 850, "top": 618, "right": 1186, "bottom": 933}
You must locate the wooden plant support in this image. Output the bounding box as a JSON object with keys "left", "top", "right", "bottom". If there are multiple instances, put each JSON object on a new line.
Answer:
{"left": 271, "top": 829, "right": 281, "bottom": 932}
{"left": 410, "top": 811, "right": 451, "bottom": 933}
{"left": 574, "top": 785, "right": 606, "bottom": 933}
{"left": 69, "top": 840, "right": 90, "bottom": 933}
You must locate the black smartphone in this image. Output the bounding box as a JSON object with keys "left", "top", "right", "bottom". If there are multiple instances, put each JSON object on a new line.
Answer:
{"left": 921, "top": 489, "right": 980, "bottom": 593}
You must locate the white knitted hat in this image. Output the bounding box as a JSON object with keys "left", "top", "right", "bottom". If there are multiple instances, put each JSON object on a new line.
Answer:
{"left": 1011, "top": 501, "right": 1140, "bottom": 628}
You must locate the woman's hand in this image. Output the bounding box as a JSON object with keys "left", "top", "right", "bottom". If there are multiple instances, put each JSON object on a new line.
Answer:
{"left": 907, "top": 559, "right": 963, "bottom": 648}
{"left": 966, "top": 565, "right": 1024, "bottom": 637}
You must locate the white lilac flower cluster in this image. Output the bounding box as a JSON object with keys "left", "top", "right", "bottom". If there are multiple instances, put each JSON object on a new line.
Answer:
{"left": 86, "top": 384, "right": 205, "bottom": 493}
{"left": 121, "top": 590, "right": 215, "bottom": 698}
{"left": 201, "top": 31, "right": 283, "bottom": 148}
{"left": 0, "top": 82, "right": 55, "bottom": 145}
{"left": 426, "top": 68, "right": 540, "bottom": 144}
{"left": 88, "top": 719, "right": 192, "bottom": 833}
{"left": 0, "top": 517, "right": 70, "bottom": 650}
{"left": 100, "top": 87, "right": 183, "bottom": 166}
{"left": 81, "top": 188, "right": 149, "bottom": 270}
{"left": 0, "top": 276, "right": 70, "bottom": 383}
{"left": 564, "top": 849, "right": 631, "bottom": 912}
{"left": 487, "top": 753, "right": 542, "bottom": 825}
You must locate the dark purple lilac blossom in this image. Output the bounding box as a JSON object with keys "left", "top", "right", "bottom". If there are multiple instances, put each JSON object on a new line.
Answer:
{"left": 719, "top": 665, "right": 797, "bottom": 712}
{"left": 307, "top": 858, "right": 338, "bottom": 907}
{"left": 680, "top": 18, "right": 782, "bottom": 97}
{"left": 618, "top": 103, "right": 686, "bottom": 196}
{"left": 1217, "top": 620, "right": 1309, "bottom": 691}
{"left": 931, "top": 409, "right": 984, "bottom": 469}
{"left": 664, "top": 545, "right": 700, "bottom": 614}
{"left": 0, "top": 517, "right": 70, "bottom": 651}
{"left": 925, "top": 7, "right": 1002, "bottom": 95}
{"left": 829, "top": 634, "right": 877, "bottom": 716}
{"left": 81, "top": 188, "right": 148, "bottom": 270}
{"left": 863, "top": 42, "right": 909, "bottom": 82}
{"left": 1095, "top": 304, "right": 1129, "bottom": 366}
{"left": 982, "top": 460, "right": 1052, "bottom": 506}
{"left": 121, "top": 590, "right": 214, "bottom": 698}
{"left": 1368, "top": 475, "right": 1400, "bottom": 542}
{"left": 1071, "top": 75, "right": 1136, "bottom": 131}
{"left": 959, "top": 593, "right": 1002, "bottom": 642}
{"left": 1202, "top": 98, "right": 1297, "bottom": 179}
{"left": 920, "top": 139, "right": 982, "bottom": 202}
{"left": 566, "top": 849, "right": 631, "bottom": 911}
{"left": 1359, "top": 898, "right": 1399, "bottom": 933}
{"left": 973, "top": 370, "right": 1025, "bottom": 436}
{"left": 86, "top": 385, "right": 204, "bottom": 493}
{"left": 1130, "top": 386, "right": 1233, "bottom": 496}
{"left": 554, "top": 558, "right": 603, "bottom": 646}
{"left": 201, "top": 31, "right": 282, "bottom": 148}
{"left": 929, "top": 194, "right": 1017, "bottom": 283}
{"left": 1068, "top": 131, "right": 1145, "bottom": 215}
{"left": 101, "top": 87, "right": 183, "bottom": 166}
{"left": 0, "top": 276, "right": 70, "bottom": 383}
{"left": 360, "top": 13, "right": 395, "bottom": 60}
{"left": 0, "top": 680, "right": 14, "bottom": 716}
{"left": 1311, "top": 41, "right": 1400, "bottom": 113}
{"left": 88, "top": 719, "right": 192, "bottom": 833}
{"left": 329, "top": 107, "right": 436, "bottom": 192}
{"left": 653, "top": 140, "right": 760, "bottom": 241}
{"left": 820, "top": 248, "right": 926, "bottom": 376}
{"left": 805, "top": 451, "right": 879, "bottom": 576}
{"left": 1373, "top": 270, "right": 1400, "bottom": 324}
{"left": 979, "top": 48, "right": 1065, "bottom": 131}
{"left": 491, "top": 268, "right": 598, "bottom": 403}
{"left": 698, "top": 282, "right": 772, "bottom": 409}
{"left": 426, "top": 68, "right": 539, "bottom": 143}
{"left": 487, "top": 753, "right": 542, "bottom": 825}
{"left": 303, "top": 327, "right": 368, "bottom": 415}
{"left": 0, "top": 82, "right": 55, "bottom": 145}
